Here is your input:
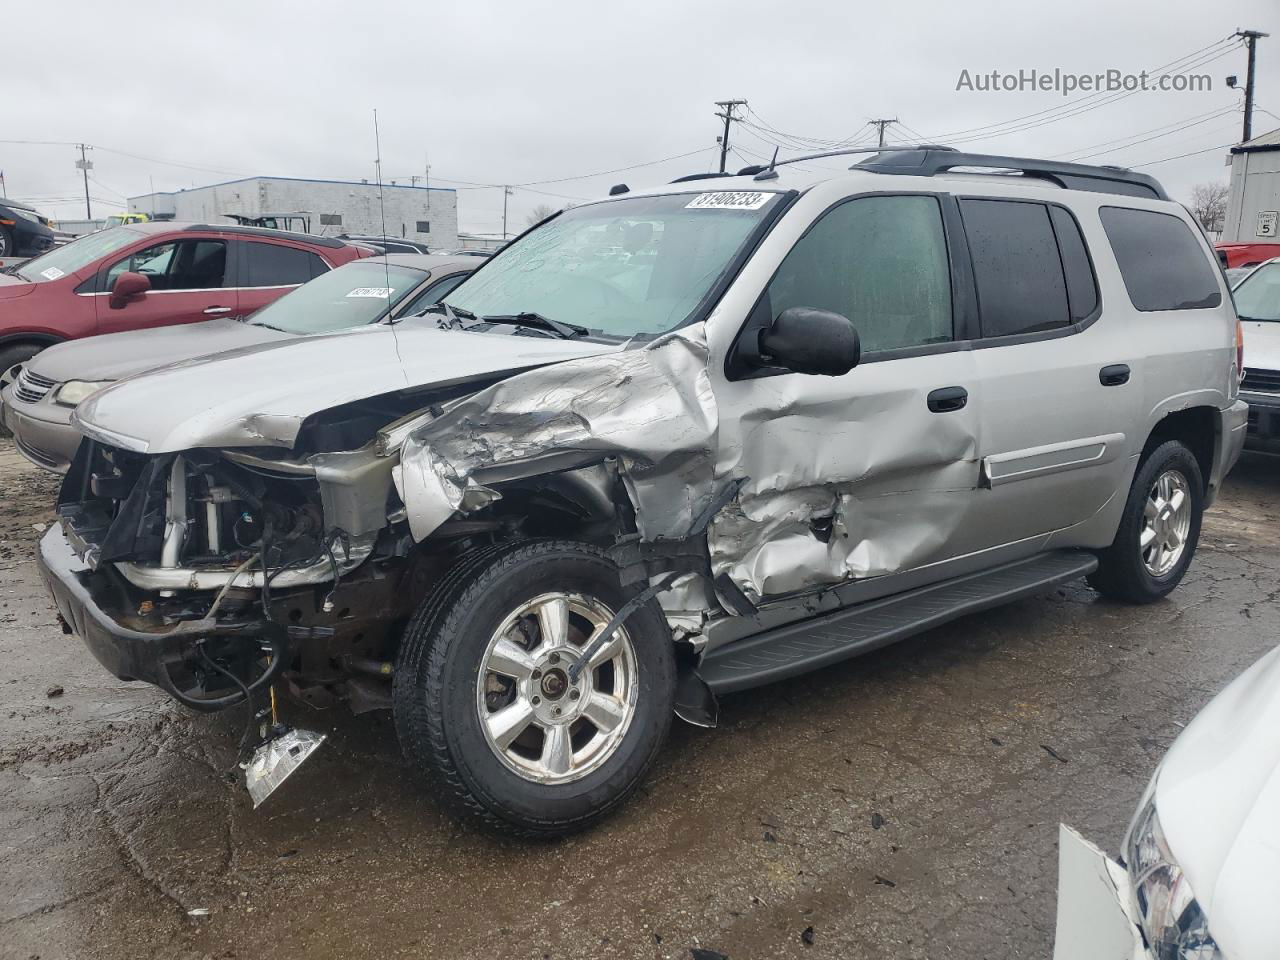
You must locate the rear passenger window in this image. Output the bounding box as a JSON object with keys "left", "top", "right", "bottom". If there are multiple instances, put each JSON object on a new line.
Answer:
{"left": 765, "top": 194, "right": 953, "bottom": 353}
{"left": 1048, "top": 206, "right": 1098, "bottom": 321}
{"left": 244, "top": 242, "right": 328, "bottom": 287}
{"left": 960, "top": 199, "right": 1070, "bottom": 337}
{"left": 1099, "top": 207, "right": 1221, "bottom": 311}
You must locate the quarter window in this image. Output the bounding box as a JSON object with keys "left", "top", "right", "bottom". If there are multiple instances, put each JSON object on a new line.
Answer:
{"left": 105, "top": 239, "right": 228, "bottom": 290}
{"left": 244, "top": 242, "right": 328, "bottom": 287}
{"left": 960, "top": 199, "right": 1071, "bottom": 337}
{"left": 1099, "top": 207, "right": 1222, "bottom": 311}
{"left": 765, "top": 194, "right": 953, "bottom": 353}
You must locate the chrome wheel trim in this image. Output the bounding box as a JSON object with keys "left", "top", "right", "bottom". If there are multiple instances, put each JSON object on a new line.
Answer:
{"left": 1141, "top": 469, "right": 1192, "bottom": 577}
{"left": 475, "top": 591, "right": 637, "bottom": 785}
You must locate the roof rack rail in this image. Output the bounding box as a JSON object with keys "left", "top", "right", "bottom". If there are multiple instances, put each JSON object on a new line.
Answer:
{"left": 668, "top": 172, "right": 736, "bottom": 184}
{"left": 855, "top": 149, "right": 1168, "bottom": 200}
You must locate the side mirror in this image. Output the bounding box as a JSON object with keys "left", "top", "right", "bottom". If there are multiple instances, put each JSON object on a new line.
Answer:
{"left": 758, "top": 306, "right": 861, "bottom": 376}
{"left": 109, "top": 271, "right": 150, "bottom": 309}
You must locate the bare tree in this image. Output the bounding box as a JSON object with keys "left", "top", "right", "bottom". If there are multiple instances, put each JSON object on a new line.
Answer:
{"left": 1189, "top": 182, "right": 1229, "bottom": 234}
{"left": 526, "top": 203, "right": 559, "bottom": 227}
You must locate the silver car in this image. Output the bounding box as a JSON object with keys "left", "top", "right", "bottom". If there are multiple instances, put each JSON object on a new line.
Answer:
{"left": 0, "top": 254, "right": 477, "bottom": 472}
{"left": 36, "top": 148, "right": 1247, "bottom": 834}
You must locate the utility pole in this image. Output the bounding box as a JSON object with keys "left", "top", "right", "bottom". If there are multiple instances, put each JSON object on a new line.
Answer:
{"left": 715, "top": 99, "right": 748, "bottom": 173}
{"left": 502, "top": 185, "right": 513, "bottom": 239}
{"left": 75, "top": 144, "right": 93, "bottom": 219}
{"left": 1234, "top": 29, "right": 1270, "bottom": 143}
{"left": 869, "top": 119, "right": 898, "bottom": 148}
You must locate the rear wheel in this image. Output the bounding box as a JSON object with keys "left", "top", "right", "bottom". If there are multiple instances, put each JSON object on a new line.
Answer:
{"left": 1089, "top": 440, "right": 1204, "bottom": 603}
{"left": 0, "top": 226, "right": 12, "bottom": 258}
{"left": 393, "top": 540, "right": 676, "bottom": 837}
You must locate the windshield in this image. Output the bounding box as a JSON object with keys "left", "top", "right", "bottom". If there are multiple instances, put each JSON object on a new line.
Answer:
{"left": 247, "top": 261, "right": 427, "bottom": 334}
{"left": 15, "top": 227, "right": 141, "bottom": 282}
{"left": 1233, "top": 262, "right": 1280, "bottom": 322}
{"left": 445, "top": 191, "right": 782, "bottom": 339}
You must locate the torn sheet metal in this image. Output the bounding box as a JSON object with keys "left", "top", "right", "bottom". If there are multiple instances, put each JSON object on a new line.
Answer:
{"left": 398, "top": 324, "right": 985, "bottom": 607}
{"left": 1052, "top": 824, "right": 1144, "bottom": 960}
{"left": 399, "top": 327, "right": 720, "bottom": 543}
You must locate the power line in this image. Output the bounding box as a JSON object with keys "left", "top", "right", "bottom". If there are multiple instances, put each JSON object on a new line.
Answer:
{"left": 1064, "top": 105, "right": 1240, "bottom": 161}
{"left": 1130, "top": 141, "right": 1236, "bottom": 168}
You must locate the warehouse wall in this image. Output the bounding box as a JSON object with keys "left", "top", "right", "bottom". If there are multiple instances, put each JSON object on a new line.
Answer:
{"left": 1222, "top": 149, "right": 1280, "bottom": 243}
{"left": 129, "top": 178, "right": 459, "bottom": 249}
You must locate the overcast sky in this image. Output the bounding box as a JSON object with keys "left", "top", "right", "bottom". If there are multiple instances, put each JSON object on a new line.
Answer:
{"left": 4, "top": 0, "right": 1276, "bottom": 234}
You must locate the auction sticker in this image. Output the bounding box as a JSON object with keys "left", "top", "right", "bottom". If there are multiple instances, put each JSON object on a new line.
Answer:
{"left": 346, "top": 287, "right": 393, "bottom": 298}
{"left": 40, "top": 267, "right": 65, "bottom": 280}
{"left": 686, "top": 192, "right": 772, "bottom": 210}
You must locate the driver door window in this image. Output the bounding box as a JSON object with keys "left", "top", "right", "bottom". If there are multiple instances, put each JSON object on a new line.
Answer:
{"left": 765, "top": 194, "right": 953, "bottom": 353}
{"left": 105, "top": 239, "right": 228, "bottom": 291}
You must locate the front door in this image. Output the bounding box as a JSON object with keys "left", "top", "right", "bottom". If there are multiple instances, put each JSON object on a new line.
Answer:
{"left": 95, "top": 236, "right": 236, "bottom": 334}
{"left": 709, "top": 192, "right": 987, "bottom": 602}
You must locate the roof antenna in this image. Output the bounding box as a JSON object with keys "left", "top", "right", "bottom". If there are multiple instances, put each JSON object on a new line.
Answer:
{"left": 373, "top": 109, "right": 409, "bottom": 381}
{"left": 753, "top": 146, "right": 780, "bottom": 181}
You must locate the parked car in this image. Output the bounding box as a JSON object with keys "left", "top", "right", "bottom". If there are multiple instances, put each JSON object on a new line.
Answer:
{"left": 1054, "top": 644, "right": 1280, "bottom": 960}
{"left": 0, "top": 222, "right": 370, "bottom": 376}
{"left": 1217, "top": 241, "right": 1280, "bottom": 269}
{"left": 0, "top": 199, "right": 57, "bottom": 258}
{"left": 38, "top": 149, "right": 1245, "bottom": 834}
{"left": 338, "top": 234, "right": 433, "bottom": 255}
{"left": 1229, "top": 258, "right": 1280, "bottom": 453}
{"left": 1, "top": 254, "right": 478, "bottom": 472}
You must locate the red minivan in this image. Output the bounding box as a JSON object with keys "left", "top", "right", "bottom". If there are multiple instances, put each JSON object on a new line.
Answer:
{"left": 0, "top": 223, "right": 370, "bottom": 374}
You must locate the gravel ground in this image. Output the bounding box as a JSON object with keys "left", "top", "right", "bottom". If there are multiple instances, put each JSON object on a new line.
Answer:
{"left": 2, "top": 439, "right": 1277, "bottom": 960}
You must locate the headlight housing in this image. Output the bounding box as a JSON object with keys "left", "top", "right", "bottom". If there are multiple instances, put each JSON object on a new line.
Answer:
{"left": 1125, "top": 796, "right": 1222, "bottom": 960}
{"left": 54, "top": 380, "right": 112, "bottom": 407}
{"left": 7, "top": 206, "right": 41, "bottom": 224}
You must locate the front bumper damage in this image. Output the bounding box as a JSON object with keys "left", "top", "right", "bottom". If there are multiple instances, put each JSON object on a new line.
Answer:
{"left": 1053, "top": 824, "right": 1146, "bottom": 960}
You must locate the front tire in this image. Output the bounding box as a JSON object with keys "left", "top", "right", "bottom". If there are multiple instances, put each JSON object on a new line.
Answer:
{"left": 0, "top": 226, "right": 12, "bottom": 258}
{"left": 1089, "top": 440, "right": 1204, "bottom": 603}
{"left": 393, "top": 540, "right": 676, "bottom": 837}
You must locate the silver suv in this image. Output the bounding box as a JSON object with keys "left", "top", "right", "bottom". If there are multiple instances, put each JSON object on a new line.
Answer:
{"left": 37, "top": 148, "right": 1247, "bottom": 835}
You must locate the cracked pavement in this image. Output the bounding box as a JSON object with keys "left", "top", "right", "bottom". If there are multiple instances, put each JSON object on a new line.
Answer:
{"left": 2, "top": 440, "right": 1278, "bottom": 960}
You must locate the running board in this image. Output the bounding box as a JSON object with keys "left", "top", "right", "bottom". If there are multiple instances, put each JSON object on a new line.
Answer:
{"left": 698, "top": 550, "right": 1097, "bottom": 694}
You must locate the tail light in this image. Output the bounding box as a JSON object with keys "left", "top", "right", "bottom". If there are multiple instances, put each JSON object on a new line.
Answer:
{"left": 1237, "top": 318, "right": 1245, "bottom": 382}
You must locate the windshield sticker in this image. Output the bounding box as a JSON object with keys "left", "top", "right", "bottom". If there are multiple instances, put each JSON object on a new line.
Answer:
{"left": 686, "top": 192, "right": 772, "bottom": 211}
{"left": 40, "top": 267, "right": 65, "bottom": 280}
{"left": 346, "top": 287, "right": 394, "bottom": 298}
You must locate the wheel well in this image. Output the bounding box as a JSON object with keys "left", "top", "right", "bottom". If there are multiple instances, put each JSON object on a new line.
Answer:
{"left": 0, "top": 333, "right": 63, "bottom": 353}
{"left": 1143, "top": 407, "right": 1215, "bottom": 491}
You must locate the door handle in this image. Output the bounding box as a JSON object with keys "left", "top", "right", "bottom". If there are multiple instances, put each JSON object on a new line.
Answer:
{"left": 927, "top": 386, "right": 968, "bottom": 413}
{"left": 1099, "top": 364, "right": 1130, "bottom": 386}
{"left": 203, "top": 306, "right": 232, "bottom": 315}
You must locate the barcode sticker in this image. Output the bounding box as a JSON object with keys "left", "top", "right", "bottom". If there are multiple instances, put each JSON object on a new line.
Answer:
{"left": 685, "top": 192, "right": 772, "bottom": 210}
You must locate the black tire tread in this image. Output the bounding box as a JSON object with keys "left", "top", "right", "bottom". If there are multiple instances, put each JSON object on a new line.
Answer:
{"left": 394, "top": 538, "right": 673, "bottom": 839}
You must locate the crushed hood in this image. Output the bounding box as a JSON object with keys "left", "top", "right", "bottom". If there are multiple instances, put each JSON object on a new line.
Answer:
{"left": 74, "top": 324, "right": 614, "bottom": 453}
{"left": 28, "top": 318, "right": 288, "bottom": 383}
{"left": 1155, "top": 644, "right": 1280, "bottom": 960}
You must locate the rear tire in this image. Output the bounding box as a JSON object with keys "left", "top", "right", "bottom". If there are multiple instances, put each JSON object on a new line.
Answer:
{"left": 393, "top": 539, "right": 676, "bottom": 837}
{"left": 1088, "top": 440, "right": 1204, "bottom": 603}
{"left": 0, "top": 226, "right": 12, "bottom": 258}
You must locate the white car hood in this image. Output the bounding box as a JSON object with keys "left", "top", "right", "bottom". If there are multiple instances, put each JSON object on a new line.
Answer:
{"left": 74, "top": 324, "right": 615, "bottom": 453}
{"left": 1155, "top": 644, "right": 1280, "bottom": 960}
{"left": 1242, "top": 320, "right": 1280, "bottom": 376}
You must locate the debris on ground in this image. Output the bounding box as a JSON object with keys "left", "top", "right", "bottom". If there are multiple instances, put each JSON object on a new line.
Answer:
{"left": 1040, "top": 743, "right": 1069, "bottom": 763}
{"left": 801, "top": 925, "right": 816, "bottom": 946}
{"left": 45, "top": 685, "right": 63, "bottom": 698}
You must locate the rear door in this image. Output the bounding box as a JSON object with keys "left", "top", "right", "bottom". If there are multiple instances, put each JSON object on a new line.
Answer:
{"left": 236, "top": 240, "right": 331, "bottom": 318}
{"left": 94, "top": 234, "right": 237, "bottom": 334}
{"left": 961, "top": 196, "right": 1142, "bottom": 545}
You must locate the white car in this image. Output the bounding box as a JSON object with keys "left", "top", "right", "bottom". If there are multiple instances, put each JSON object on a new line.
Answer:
{"left": 1055, "top": 645, "right": 1280, "bottom": 959}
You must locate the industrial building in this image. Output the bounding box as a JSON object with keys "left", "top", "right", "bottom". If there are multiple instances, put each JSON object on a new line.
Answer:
{"left": 127, "top": 176, "right": 459, "bottom": 249}
{"left": 1222, "top": 128, "right": 1280, "bottom": 244}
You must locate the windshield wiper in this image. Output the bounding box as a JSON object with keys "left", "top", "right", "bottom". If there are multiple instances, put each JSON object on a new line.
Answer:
{"left": 480, "top": 312, "right": 588, "bottom": 340}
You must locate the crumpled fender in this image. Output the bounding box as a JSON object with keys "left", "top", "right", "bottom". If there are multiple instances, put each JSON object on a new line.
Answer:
{"left": 396, "top": 326, "right": 719, "bottom": 543}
